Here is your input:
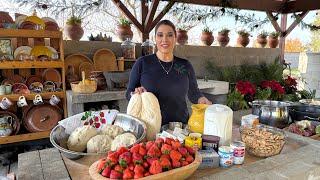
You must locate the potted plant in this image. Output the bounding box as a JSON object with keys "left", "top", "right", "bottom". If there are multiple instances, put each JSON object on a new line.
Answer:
{"left": 64, "top": 15, "right": 84, "bottom": 41}
{"left": 257, "top": 31, "right": 268, "bottom": 48}
{"left": 176, "top": 26, "right": 188, "bottom": 45}
{"left": 201, "top": 27, "right": 214, "bottom": 46}
{"left": 116, "top": 17, "right": 133, "bottom": 41}
{"left": 217, "top": 28, "right": 230, "bottom": 47}
{"left": 237, "top": 30, "right": 250, "bottom": 47}
{"left": 268, "top": 31, "right": 280, "bottom": 48}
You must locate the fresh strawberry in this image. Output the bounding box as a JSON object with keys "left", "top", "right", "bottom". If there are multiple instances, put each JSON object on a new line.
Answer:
{"left": 164, "top": 138, "right": 174, "bottom": 145}
{"left": 94, "top": 116, "right": 99, "bottom": 122}
{"left": 144, "top": 172, "right": 151, "bottom": 177}
{"left": 160, "top": 157, "right": 171, "bottom": 171}
{"left": 160, "top": 154, "right": 170, "bottom": 160}
{"left": 170, "top": 150, "right": 182, "bottom": 161}
{"left": 178, "top": 147, "right": 188, "bottom": 157}
{"left": 172, "top": 160, "right": 181, "bottom": 168}
{"left": 99, "top": 111, "right": 104, "bottom": 117}
{"left": 123, "top": 168, "right": 134, "bottom": 179}
{"left": 101, "top": 167, "right": 111, "bottom": 177}
{"left": 130, "top": 144, "right": 141, "bottom": 154}
{"left": 134, "top": 172, "right": 144, "bottom": 179}
{"left": 155, "top": 138, "right": 164, "bottom": 147}
{"left": 139, "top": 142, "right": 146, "bottom": 148}
{"left": 114, "top": 164, "right": 124, "bottom": 173}
{"left": 128, "top": 163, "right": 135, "bottom": 171}
{"left": 181, "top": 160, "right": 189, "bottom": 166}
{"left": 107, "top": 151, "right": 119, "bottom": 166}
{"left": 134, "top": 164, "right": 145, "bottom": 174}
{"left": 119, "top": 152, "right": 132, "bottom": 167}
{"left": 171, "top": 141, "right": 181, "bottom": 150}
{"left": 146, "top": 157, "right": 158, "bottom": 166}
{"left": 147, "top": 145, "right": 161, "bottom": 158}
{"left": 133, "top": 153, "right": 143, "bottom": 164}
{"left": 139, "top": 146, "right": 147, "bottom": 156}
{"left": 143, "top": 161, "right": 149, "bottom": 168}
{"left": 185, "top": 154, "right": 194, "bottom": 163}
{"left": 117, "top": 147, "right": 129, "bottom": 155}
{"left": 149, "top": 160, "right": 162, "bottom": 175}
{"left": 97, "top": 159, "right": 107, "bottom": 173}
{"left": 161, "top": 144, "right": 172, "bottom": 154}
{"left": 110, "top": 170, "right": 122, "bottom": 179}
{"left": 146, "top": 141, "right": 155, "bottom": 150}
{"left": 185, "top": 146, "right": 195, "bottom": 155}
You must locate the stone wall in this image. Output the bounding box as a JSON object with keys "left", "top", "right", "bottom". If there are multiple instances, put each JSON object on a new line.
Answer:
{"left": 64, "top": 41, "right": 280, "bottom": 78}
{"left": 284, "top": 52, "right": 300, "bottom": 69}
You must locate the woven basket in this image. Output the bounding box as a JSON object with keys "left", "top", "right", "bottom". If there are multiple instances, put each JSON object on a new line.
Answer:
{"left": 70, "top": 80, "right": 97, "bottom": 94}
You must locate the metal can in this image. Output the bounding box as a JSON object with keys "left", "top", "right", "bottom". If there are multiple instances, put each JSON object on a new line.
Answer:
{"left": 218, "top": 146, "right": 234, "bottom": 168}
{"left": 230, "top": 141, "right": 245, "bottom": 165}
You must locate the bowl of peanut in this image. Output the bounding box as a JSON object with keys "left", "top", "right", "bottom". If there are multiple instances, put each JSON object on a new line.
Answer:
{"left": 240, "top": 125, "right": 286, "bottom": 157}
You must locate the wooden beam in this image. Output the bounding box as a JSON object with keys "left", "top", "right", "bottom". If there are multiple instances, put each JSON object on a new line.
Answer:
{"left": 145, "top": 0, "right": 160, "bottom": 28}
{"left": 283, "top": 0, "right": 320, "bottom": 13}
{"left": 279, "top": 14, "right": 287, "bottom": 63}
{"left": 148, "top": 1, "right": 176, "bottom": 32}
{"left": 112, "top": 0, "right": 143, "bottom": 32}
{"left": 284, "top": 11, "right": 309, "bottom": 37}
{"left": 141, "top": 0, "right": 149, "bottom": 41}
{"left": 266, "top": 11, "right": 282, "bottom": 32}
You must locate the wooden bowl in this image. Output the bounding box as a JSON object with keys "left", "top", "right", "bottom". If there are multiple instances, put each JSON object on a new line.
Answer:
{"left": 70, "top": 80, "right": 97, "bottom": 94}
{"left": 88, "top": 152, "right": 202, "bottom": 180}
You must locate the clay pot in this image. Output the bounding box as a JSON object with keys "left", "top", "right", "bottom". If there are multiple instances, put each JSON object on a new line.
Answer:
{"left": 64, "top": 24, "right": 84, "bottom": 41}
{"left": 257, "top": 35, "right": 267, "bottom": 48}
{"left": 237, "top": 35, "right": 250, "bottom": 47}
{"left": 177, "top": 30, "right": 188, "bottom": 45}
{"left": 201, "top": 32, "right": 214, "bottom": 46}
{"left": 89, "top": 71, "right": 107, "bottom": 90}
{"left": 268, "top": 37, "right": 279, "bottom": 48}
{"left": 217, "top": 32, "right": 230, "bottom": 47}
{"left": 66, "top": 65, "right": 79, "bottom": 89}
{"left": 116, "top": 25, "right": 133, "bottom": 41}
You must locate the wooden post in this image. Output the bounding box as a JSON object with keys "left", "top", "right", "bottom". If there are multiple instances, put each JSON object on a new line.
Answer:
{"left": 279, "top": 14, "right": 287, "bottom": 63}
{"left": 141, "top": 0, "right": 149, "bottom": 42}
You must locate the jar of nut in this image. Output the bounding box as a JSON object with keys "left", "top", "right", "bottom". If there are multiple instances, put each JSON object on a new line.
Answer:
{"left": 121, "top": 38, "right": 136, "bottom": 59}
{"left": 141, "top": 39, "right": 155, "bottom": 56}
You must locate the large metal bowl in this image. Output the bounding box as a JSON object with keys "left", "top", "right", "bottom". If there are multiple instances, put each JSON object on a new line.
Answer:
{"left": 50, "top": 113, "right": 146, "bottom": 160}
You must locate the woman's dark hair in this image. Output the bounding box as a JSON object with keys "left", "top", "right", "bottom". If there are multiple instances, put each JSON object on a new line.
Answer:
{"left": 154, "top": 20, "right": 176, "bottom": 36}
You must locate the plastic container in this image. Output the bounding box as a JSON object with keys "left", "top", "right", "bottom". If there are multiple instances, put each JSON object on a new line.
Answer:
{"left": 141, "top": 39, "right": 155, "bottom": 56}
{"left": 121, "top": 38, "right": 135, "bottom": 59}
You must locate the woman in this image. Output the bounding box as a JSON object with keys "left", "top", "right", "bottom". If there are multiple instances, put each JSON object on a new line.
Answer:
{"left": 126, "top": 20, "right": 212, "bottom": 126}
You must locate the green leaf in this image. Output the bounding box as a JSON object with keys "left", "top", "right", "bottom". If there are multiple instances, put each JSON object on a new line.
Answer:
{"left": 81, "top": 116, "right": 86, "bottom": 120}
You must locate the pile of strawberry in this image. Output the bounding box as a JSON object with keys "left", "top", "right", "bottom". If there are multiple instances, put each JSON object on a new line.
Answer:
{"left": 96, "top": 137, "right": 195, "bottom": 179}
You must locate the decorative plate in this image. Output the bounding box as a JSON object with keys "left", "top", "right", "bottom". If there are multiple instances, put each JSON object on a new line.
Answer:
{"left": 11, "top": 74, "right": 25, "bottom": 84}
{"left": 44, "top": 21, "right": 59, "bottom": 31}
{"left": 14, "top": 46, "right": 32, "bottom": 59}
{"left": 12, "top": 83, "right": 30, "bottom": 94}
{"left": 19, "top": 21, "right": 36, "bottom": 30}
{"left": 42, "top": 68, "right": 62, "bottom": 88}
{"left": 93, "top": 48, "right": 117, "bottom": 72}
{"left": 29, "top": 82, "right": 43, "bottom": 93}
{"left": 42, "top": 17, "right": 57, "bottom": 24}
{"left": 15, "top": 15, "right": 27, "bottom": 26}
{"left": 25, "top": 75, "right": 43, "bottom": 88}
{"left": 46, "top": 46, "right": 59, "bottom": 60}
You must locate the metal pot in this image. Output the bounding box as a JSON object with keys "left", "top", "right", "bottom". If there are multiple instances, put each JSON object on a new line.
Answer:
{"left": 289, "top": 105, "right": 320, "bottom": 122}
{"left": 251, "top": 100, "right": 291, "bottom": 128}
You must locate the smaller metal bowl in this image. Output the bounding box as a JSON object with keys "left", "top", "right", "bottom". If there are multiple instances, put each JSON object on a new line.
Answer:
{"left": 50, "top": 113, "right": 146, "bottom": 160}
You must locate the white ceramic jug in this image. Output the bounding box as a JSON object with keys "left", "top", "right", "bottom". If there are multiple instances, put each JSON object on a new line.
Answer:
{"left": 204, "top": 104, "right": 233, "bottom": 146}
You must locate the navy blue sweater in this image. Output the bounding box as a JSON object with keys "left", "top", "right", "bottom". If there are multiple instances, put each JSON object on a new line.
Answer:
{"left": 126, "top": 54, "right": 202, "bottom": 125}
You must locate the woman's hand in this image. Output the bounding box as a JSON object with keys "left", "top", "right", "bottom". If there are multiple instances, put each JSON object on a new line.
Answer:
{"left": 132, "top": 86, "right": 147, "bottom": 95}
{"left": 198, "top": 96, "right": 212, "bottom": 105}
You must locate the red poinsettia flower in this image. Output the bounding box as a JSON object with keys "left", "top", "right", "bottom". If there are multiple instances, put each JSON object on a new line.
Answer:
{"left": 261, "top": 80, "right": 285, "bottom": 94}
{"left": 284, "top": 75, "right": 297, "bottom": 92}
{"left": 236, "top": 81, "right": 256, "bottom": 96}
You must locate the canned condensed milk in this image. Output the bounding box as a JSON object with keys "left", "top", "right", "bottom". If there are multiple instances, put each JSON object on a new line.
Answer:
{"left": 218, "top": 146, "right": 234, "bottom": 168}
{"left": 230, "top": 141, "right": 245, "bottom": 165}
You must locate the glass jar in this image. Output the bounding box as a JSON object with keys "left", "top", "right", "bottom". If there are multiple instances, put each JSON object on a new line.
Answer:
{"left": 141, "top": 39, "right": 155, "bottom": 56}
{"left": 121, "top": 38, "right": 136, "bottom": 59}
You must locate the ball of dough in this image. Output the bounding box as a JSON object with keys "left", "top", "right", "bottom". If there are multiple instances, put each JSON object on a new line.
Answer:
{"left": 100, "top": 125, "right": 124, "bottom": 139}
{"left": 111, "top": 133, "right": 137, "bottom": 151}
{"left": 67, "top": 125, "right": 98, "bottom": 152}
{"left": 87, "top": 135, "right": 113, "bottom": 153}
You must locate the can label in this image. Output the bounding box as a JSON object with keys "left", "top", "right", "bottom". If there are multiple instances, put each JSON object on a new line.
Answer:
{"left": 231, "top": 141, "right": 245, "bottom": 165}
{"left": 218, "top": 146, "right": 234, "bottom": 168}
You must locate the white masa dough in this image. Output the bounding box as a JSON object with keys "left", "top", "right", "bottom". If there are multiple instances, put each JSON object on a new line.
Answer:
{"left": 111, "top": 133, "right": 137, "bottom": 151}
{"left": 67, "top": 125, "right": 98, "bottom": 152}
{"left": 100, "top": 124, "right": 124, "bottom": 139}
{"left": 87, "top": 135, "right": 113, "bottom": 153}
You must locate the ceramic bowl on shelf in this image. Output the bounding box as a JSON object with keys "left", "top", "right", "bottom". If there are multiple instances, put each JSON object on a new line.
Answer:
{"left": 12, "top": 83, "right": 30, "bottom": 94}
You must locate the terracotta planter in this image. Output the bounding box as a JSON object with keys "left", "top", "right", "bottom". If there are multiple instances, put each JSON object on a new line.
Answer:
{"left": 257, "top": 35, "right": 267, "bottom": 48}
{"left": 268, "top": 37, "right": 279, "bottom": 48}
{"left": 64, "top": 24, "right": 84, "bottom": 41}
{"left": 217, "top": 33, "right": 230, "bottom": 47}
{"left": 177, "top": 30, "right": 188, "bottom": 45}
{"left": 201, "top": 32, "right": 214, "bottom": 46}
{"left": 116, "top": 25, "right": 133, "bottom": 41}
{"left": 237, "top": 35, "right": 250, "bottom": 47}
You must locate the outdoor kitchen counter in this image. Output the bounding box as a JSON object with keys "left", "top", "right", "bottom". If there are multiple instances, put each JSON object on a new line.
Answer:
{"left": 17, "top": 127, "right": 320, "bottom": 180}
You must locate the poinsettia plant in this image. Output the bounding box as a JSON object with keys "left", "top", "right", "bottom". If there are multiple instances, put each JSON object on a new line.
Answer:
{"left": 260, "top": 80, "right": 285, "bottom": 100}
{"left": 283, "top": 75, "right": 298, "bottom": 94}
{"left": 236, "top": 80, "right": 256, "bottom": 102}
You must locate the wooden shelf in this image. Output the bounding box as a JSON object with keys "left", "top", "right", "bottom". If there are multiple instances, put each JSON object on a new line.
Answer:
{"left": 0, "top": 60, "right": 64, "bottom": 69}
{"left": 0, "top": 131, "right": 50, "bottom": 144}
{"left": 0, "top": 29, "right": 62, "bottom": 38}
{"left": 0, "top": 91, "right": 65, "bottom": 101}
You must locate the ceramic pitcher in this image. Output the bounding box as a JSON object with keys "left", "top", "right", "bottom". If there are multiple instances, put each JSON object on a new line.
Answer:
{"left": 188, "top": 104, "right": 209, "bottom": 134}
{"left": 0, "top": 116, "right": 13, "bottom": 137}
